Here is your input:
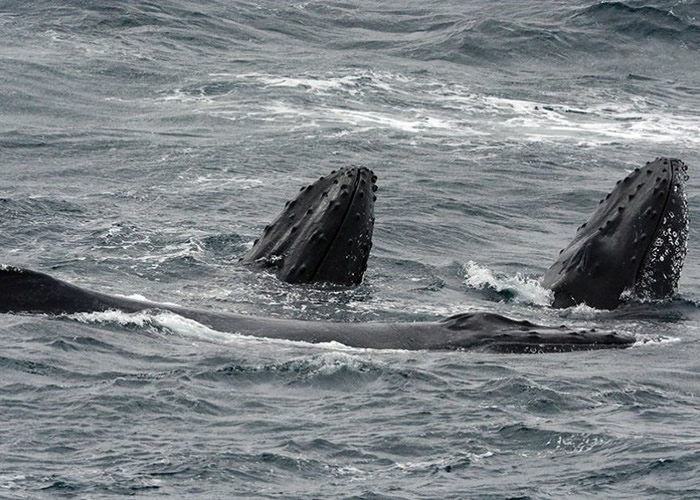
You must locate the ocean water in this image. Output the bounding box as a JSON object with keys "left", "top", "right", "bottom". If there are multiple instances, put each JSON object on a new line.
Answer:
{"left": 1, "top": 0, "right": 700, "bottom": 497}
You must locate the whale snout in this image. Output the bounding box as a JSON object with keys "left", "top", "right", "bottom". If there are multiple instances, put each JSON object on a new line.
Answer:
{"left": 543, "top": 157, "right": 689, "bottom": 309}
{"left": 242, "top": 166, "right": 377, "bottom": 286}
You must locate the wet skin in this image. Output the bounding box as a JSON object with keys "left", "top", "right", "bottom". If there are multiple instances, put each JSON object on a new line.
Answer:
{"left": 543, "top": 158, "right": 689, "bottom": 309}
{"left": 242, "top": 166, "right": 376, "bottom": 286}
{"left": 0, "top": 158, "right": 690, "bottom": 351}
{"left": 0, "top": 267, "right": 633, "bottom": 352}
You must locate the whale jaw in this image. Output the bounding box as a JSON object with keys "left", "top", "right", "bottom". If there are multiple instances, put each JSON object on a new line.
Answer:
{"left": 543, "top": 158, "right": 689, "bottom": 309}
{"left": 242, "top": 167, "right": 376, "bottom": 286}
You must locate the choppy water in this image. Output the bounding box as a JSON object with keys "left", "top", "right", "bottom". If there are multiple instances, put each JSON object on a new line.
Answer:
{"left": 1, "top": 1, "right": 700, "bottom": 497}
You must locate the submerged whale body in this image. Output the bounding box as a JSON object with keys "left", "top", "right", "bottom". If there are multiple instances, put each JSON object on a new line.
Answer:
{"left": 242, "top": 166, "right": 376, "bottom": 286}
{"left": 543, "top": 158, "right": 689, "bottom": 309}
{"left": 0, "top": 267, "right": 633, "bottom": 352}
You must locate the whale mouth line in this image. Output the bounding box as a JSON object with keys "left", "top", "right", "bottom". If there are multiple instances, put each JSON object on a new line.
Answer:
{"left": 633, "top": 163, "right": 676, "bottom": 286}
{"left": 632, "top": 159, "right": 689, "bottom": 301}
{"left": 242, "top": 166, "right": 376, "bottom": 286}
{"left": 309, "top": 169, "right": 362, "bottom": 282}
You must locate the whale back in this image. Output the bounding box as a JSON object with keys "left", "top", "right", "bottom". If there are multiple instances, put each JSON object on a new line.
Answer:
{"left": 0, "top": 266, "right": 635, "bottom": 352}
{"left": 543, "top": 158, "right": 689, "bottom": 309}
{"left": 242, "top": 167, "right": 376, "bottom": 285}
{"left": 0, "top": 266, "right": 143, "bottom": 314}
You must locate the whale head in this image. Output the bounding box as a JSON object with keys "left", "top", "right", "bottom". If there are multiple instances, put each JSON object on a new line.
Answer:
{"left": 242, "top": 166, "right": 376, "bottom": 286}
{"left": 543, "top": 158, "right": 689, "bottom": 309}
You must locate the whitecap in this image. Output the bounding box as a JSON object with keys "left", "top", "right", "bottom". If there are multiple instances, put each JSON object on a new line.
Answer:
{"left": 463, "top": 261, "right": 553, "bottom": 306}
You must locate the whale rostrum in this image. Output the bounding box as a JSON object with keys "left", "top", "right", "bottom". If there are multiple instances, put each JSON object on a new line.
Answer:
{"left": 543, "top": 158, "right": 689, "bottom": 309}
{"left": 242, "top": 166, "right": 376, "bottom": 286}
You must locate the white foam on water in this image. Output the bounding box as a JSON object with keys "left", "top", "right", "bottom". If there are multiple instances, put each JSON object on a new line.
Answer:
{"left": 428, "top": 83, "right": 700, "bottom": 145}
{"left": 324, "top": 107, "right": 453, "bottom": 133}
{"left": 158, "top": 87, "right": 215, "bottom": 104}
{"left": 553, "top": 302, "right": 608, "bottom": 319}
{"left": 255, "top": 102, "right": 467, "bottom": 135}
{"left": 64, "top": 309, "right": 398, "bottom": 353}
{"left": 545, "top": 433, "right": 611, "bottom": 454}
{"left": 459, "top": 94, "right": 700, "bottom": 146}
{"left": 211, "top": 70, "right": 411, "bottom": 96}
{"left": 152, "top": 69, "right": 700, "bottom": 146}
{"left": 463, "top": 261, "right": 553, "bottom": 307}
{"left": 632, "top": 335, "right": 682, "bottom": 348}
{"left": 68, "top": 309, "right": 161, "bottom": 329}
{"left": 254, "top": 75, "right": 362, "bottom": 95}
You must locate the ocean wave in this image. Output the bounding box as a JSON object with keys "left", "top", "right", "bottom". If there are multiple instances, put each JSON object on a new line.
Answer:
{"left": 66, "top": 309, "right": 362, "bottom": 351}
{"left": 463, "top": 261, "right": 553, "bottom": 306}
{"left": 199, "top": 351, "right": 386, "bottom": 389}
{"left": 572, "top": 2, "right": 699, "bottom": 48}
{"left": 1, "top": 1, "right": 699, "bottom": 497}
{"left": 0, "top": 196, "right": 84, "bottom": 219}
{"left": 159, "top": 68, "right": 700, "bottom": 147}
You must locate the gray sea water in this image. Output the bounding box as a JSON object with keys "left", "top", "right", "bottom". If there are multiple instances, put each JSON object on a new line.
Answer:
{"left": 1, "top": 1, "right": 700, "bottom": 498}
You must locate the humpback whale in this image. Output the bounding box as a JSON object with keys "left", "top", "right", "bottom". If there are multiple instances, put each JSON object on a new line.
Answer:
{"left": 242, "top": 166, "right": 376, "bottom": 286}
{"left": 0, "top": 158, "right": 689, "bottom": 352}
{"left": 0, "top": 267, "right": 632, "bottom": 352}
{"left": 543, "top": 158, "right": 689, "bottom": 309}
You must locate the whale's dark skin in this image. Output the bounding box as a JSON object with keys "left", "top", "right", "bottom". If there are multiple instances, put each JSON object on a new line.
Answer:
{"left": 0, "top": 267, "right": 633, "bottom": 352}
{"left": 543, "top": 158, "right": 689, "bottom": 309}
{"left": 0, "top": 158, "right": 690, "bottom": 352}
{"left": 242, "top": 166, "right": 376, "bottom": 286}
